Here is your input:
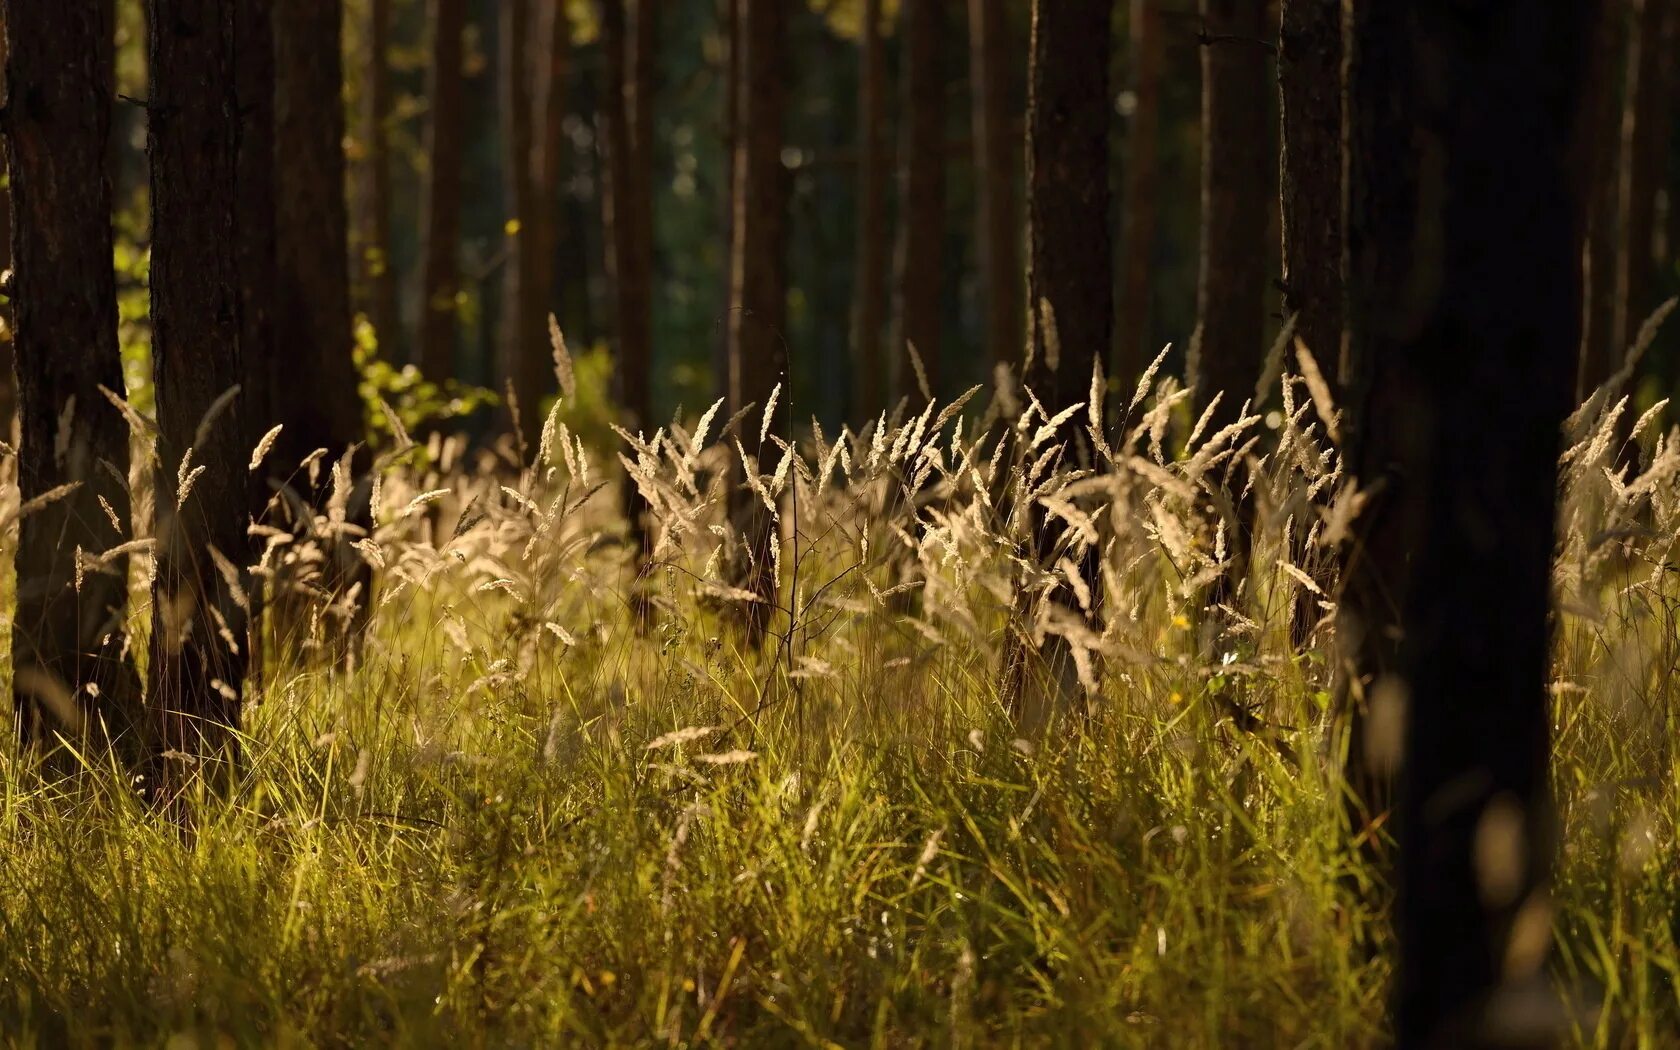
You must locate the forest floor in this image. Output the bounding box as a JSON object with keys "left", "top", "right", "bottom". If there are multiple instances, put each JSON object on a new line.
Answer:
{"left": 2, "top": 375, "right": 1677, "bottom": 1047}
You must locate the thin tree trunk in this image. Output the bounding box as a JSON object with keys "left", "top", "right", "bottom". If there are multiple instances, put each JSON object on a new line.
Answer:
{"left": 1342, "top": 4, "right": 1592, "bottom": 1042}
{"left": 849, "top": 0, "right": 888, "bottom": 421}
{"left": 419, "top": 0, "right": 467, "bottom": 385}
{"left": 1613, "top": 0, "right": 1671, "bottom": 358}
{"left": 2, "top": 0, "right": 141, "bottom": 753}
{"left": 0, "top": 5, "right": 15, "bottom": 447}
{"left": 147, "top": 0, "right": 249, "bottom": 770}
{"left": 1577, "top": 3, "right": 1625, "bottom": 399}
{"left": 501, "top": 0, "right": 543, "bottom": 447}
{"left": 727, "top": 0, "right": 789, "bottom": 646}
{"left": 359, "top": 0, "right": 402, "bottom": 359}
{"left": 1001, "top": 0, "right": 1113, "bottom": 722}
{"left": 531, "top": 0, "right": 572, "bottom": 372}
{"left": 969, "top": 0, "right": 1022, "bottom": 381}
{"left": 893, "top": 0, "right": 946, "bottom": 408}
{"left": 1278, "top": 0, "right": 1344, "bottom": 375}
{"left": 1116, "top": 0, "right": 1163, "bottom": 389}
{"left": 1189, "top": 0, "right": 1270, "bottom": 431}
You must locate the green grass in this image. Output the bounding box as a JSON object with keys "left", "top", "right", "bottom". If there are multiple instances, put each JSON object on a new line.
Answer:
{"left": 2, "top": 374, "right": 1677, "bottom": 1046}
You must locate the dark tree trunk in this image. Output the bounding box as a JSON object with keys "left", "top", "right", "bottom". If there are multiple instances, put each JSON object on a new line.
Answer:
{"left": 726, "top": 0, "right": 789, "bottom": 645}
{"left": 1576, "top": 4, "right": 1625, "bottom": 399}
{"left": 358, "top": 0, "right": 402, "bottom": 360}
{"left": 599, "top": 0, "right": 658, "bottom": 552}
{"left": 1341, "top": 3, "right": 1593, "bottom": 1044}
{"left": 500, "top": 0, "right": 543, "bottom": 446}
{"left": 969, "top": 0, "right": 1022, "bottom": 380}
{"left": 849, "top": 0, "right": 889, "bottom": 421}
{"left": 274, "top": 0, "right": 361, "bottom": 477}
{"left": 2, "top": 0, "right": 141, "bottom": 752}
{"left": 893, "top": 0, "right": 946, "bottom": 408}
{"left": 1613, "top": 0, "right": 1671, "bottom": 358}
{"left": 531, "top": 0, "right": 572, "bottom": 376}
{"left": 419, "top": 0, "right": 467, "bottom": 385}
{"left": 147, "top": 0, "right": 249, "bottom": 767}
{"left": 1279, "top": 0, "right": 1344, "bottom": 375}
{"left": 1116, "top": 0, "right": 1163, "bottom": 389}
{"left": 1189, "top": 0, "right": 1271, "bottom": 430}
{"left": 0, "top": 6, "right": 14, "bottom": 448}
{"left": 1001, "top": 0, "right": 1113, "bottom": 719}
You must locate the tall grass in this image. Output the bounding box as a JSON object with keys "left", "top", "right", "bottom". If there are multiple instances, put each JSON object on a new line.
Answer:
{"left": 1, "top": 347, "right": 1676, "bottom": 1046}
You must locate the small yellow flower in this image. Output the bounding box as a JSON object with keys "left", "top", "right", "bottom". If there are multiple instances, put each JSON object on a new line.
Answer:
{"left": 1171, "top": 614, "right": 1190, "bottom": 630}
{"left": 1169, "top": 691, "right": 1183, "bottom": 705}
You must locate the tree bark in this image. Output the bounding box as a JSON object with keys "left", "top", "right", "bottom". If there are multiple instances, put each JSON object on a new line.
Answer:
{"left": 501, "top": 0, "right": 544, "bottom": 447}
{"left": 1613, "top": 0, "right": 1672, "bottom": 358}
{"left": 726, "top": 0, "right": 789, "bottom": 645}
{"left": 1116, "top": 0, "right": 1163, "bottom": 389}
{"left": 419, "top": 0, "right": 468, "bottom": 385}
{"left": 1001, "top": 0, "right": 1113, "bottom": 720}
{"left": 1341, "top": 3, "right": 1592, "bottom": 1043}
{"left": 1279, "top": 0, "right": 1344, "bottom": 376}
{"left": 274, "top": 0, "right": 362, "bottom": 477}
{"left": 1576, "top": 3, "right": 1625, "bottom": 399}
{"left": 358, "top": 0, "right": 402, "bottom": 359}
{"left": 531, "top": 0, "right": 572, "bottom": 380}
{"left": 849, "top": 0, "right": 889, "bottom": 421}
{"left": 893, "top": 0, "right": 947, "bottom": 408}
{"left": 147, "top": 0, "right": 249, "bottom": 767}
{"left": 0, "top": 5, "right": 14, "bottom": 448}
{"left": 969, "top": 0, "right": 1022, "bottom": 381}
{"left": 1189, "top": 0, "right": 1271, "bottom": 431}
{"left": 2, "top": 0, "right": 141, "bottom": 752}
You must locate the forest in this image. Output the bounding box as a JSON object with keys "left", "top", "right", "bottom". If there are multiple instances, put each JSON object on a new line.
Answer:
{"left": 1, "top": 0, "right": 1678, "bottom": 1046}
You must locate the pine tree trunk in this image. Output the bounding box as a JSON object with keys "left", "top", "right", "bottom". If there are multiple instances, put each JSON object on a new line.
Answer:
{"left": 968, "top": 0, "right": 1021, "bottom": 380}
{"left": 1342, "top": 4, "right": 1592, "bottom": 1042}
{"left": 147, "top": 0, "right": 249, "bottom": 769}
{"left": 531, "top": 0, "right": 572, "bottom": 377}
{"left": 501, "top": 0, "right": 543, "bottom": 447}
{"left": 893, "top": 0, "right": 946, "bottom": 408}
{"left": 1002, "top": 0, "right": 1113, "bottom": 722}
{"left": 1190, "top": 0, "right": 1270, "bottom": 430}
{"left": 2, "top": 0, "right": 141, "bottom": 752}
{"left": 1576, "top": 4, "right": 1624, "bottom": 399}
{"left": 0, "top": 5, "right": 14, "bottom": 449}
{"left": 1614, "top": 0, "right": 1671, "bottom": 357}
{"left": 1116, "top": 0, "right": 1163, "bottom": 389}
{"left": 419, "top": 0, "right": 467, "bottom": 385}
{"left": 726, "top": 0, "right": 789, "bottom": 645}
{"left": 358, "top": 0, "right": 402, "bottom": 360}
{"left": 1278, "top": 0, "right": 1344, "bottom": 376}
{"left": 849, "top": 0, "right": 888, "bottom": 421}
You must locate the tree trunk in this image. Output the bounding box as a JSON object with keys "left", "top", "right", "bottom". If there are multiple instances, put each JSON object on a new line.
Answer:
{"left": 849, "top": 0, "right": 889, "bottom": 421}
{"left": 599, "top": 0, "right": 658, "bottom": 553}
{"left": 531, "top": 0, "right": 572, "bottom": 380}
{"left": 147, "top": 0, "right": 249, "bottom": 768}
{"left": 726, "top": 0, "right": 789, "bottom": 645}
{"left": 1577, "top": 4, "right": 1625, "bottom": 399}
{"left": 2, "top": 0, "right": 141, "bottom": 752}
{"left": 419, "top": 0, "right": 468, "bottom": 385}
{"left": 1342, "top": 4, "right": 1592, "bottom": 1043}
{"left": 0, "top": 5, "right": 14, "bottom": 449}
{"left": 969, "top": 0, "right": 1022, "bottom": 381}
{"left": 358, "top": 0, "right": 401, "bottom": 359}
{"left": 1189, "top": 0, "right": 1270, "bottom": 430}
{"left": 1001, "top": 0, "right": 1113, "bottom": 720}
{"left": 274, "top": 0, "right": 361, "bottom": 477}
{"left": 1613, "top": 0, "right": 1672, "bottom": 358}
{"left": 893, "top": 0, "right": 946, "bottom": 408}
{"left": 500, "top": 0, "right": 543, "bottom": 447}
{"left": 1278, "top": 0, "right": 1344, "bottom": 375}
{"left": 1116, "top": 0, "right": 1163, "bottom": 389}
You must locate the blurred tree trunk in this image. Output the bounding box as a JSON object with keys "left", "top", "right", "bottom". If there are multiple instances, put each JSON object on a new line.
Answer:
{"left": 599, "top": 0, "right": 657, "bottom": 556}
{"left": 714, "top": 0, "right": 740, "bottom": 407}
{"left": 1001, "top": 0, "right": 1112, "bottom": 722}
{"left": 1613, "top": 0, "right": 1672, "bottom": 358}
{"left": 726, "top": 0, "right": 789, "bottom": 646}
{"left": 893, "top": 0, "right": 946, "bottom": 409}
{"left": 1577, "top": 4, "right": 1625, "bottom": 398}
{"left": 1278, "top": 0, "right": 1344, "bottom": 375}
{"left": 969, "top": 0, "right": 1021, "bottom": 381}
{"left": 0, "top": 5, "right": 15, "bottom": 447}
{"left": 419, "top": 0, "right": 467, "bottom": 385}
{"left": 358, "top": 0, "right": 401, "bottom": 359}
{"left": 500, "top": 0, "right": 543, "bottom": 447}
{"left": 1342, "top": 4, "right": 1591, "bottom": 1043}
{"left": 1116, "top": 0, "right": 1163, "bottom": 389}
{"left": 2, "top": 0, "right": 141, "bottom": 753}
{"left": 531, "top": 0, "right": 572, "bottom": 377}
{"left": 147, "top": 0, "right": 249, "bottom": 770}
{"left": 1190, "top": 0, "right": 1270, "bottom": 431}
{"left": 849, "top": 0, "right": 888, "bottom": 421}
